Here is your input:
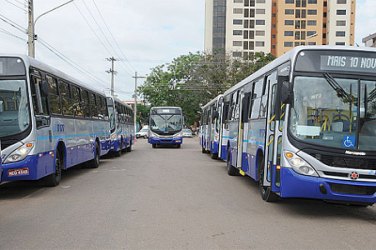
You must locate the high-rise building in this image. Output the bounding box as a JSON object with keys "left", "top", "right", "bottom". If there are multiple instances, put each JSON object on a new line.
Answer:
{"left": 362, "top": 33, "right": 376, "bottom": 47}
{"left": 204, "top": 0, "right": 356, "bottom": 58}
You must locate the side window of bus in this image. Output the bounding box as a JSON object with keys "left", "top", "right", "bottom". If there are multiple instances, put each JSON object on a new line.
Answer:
{"left": 90, "top": 93, "right": 97, "bottom": 119}
{"left": 60, "top": 81, "right": 73, "bottom": 116}
{"left": 259, "top": 77, "right": 268, "bottom": 118}
{"left": 231, "top": 91, "right": 239, "bottom": 120}
{"left": 46, "top": 75, "right": 61, "bottom": 115}
{"left": 82, "top": 90, "right": 91, "bottom": 118}
{"left": 96, "top": 95, "right": 102, "bottom": 119}
{"left": 101, "top": 97, "right": 108, "bottom": 120}
{"left": 223, "top": 102, "right": 229, "bottom": 122}
{"left": 250, "top": 79, "right": 263, "bottom": 119}
{"left": 30, "top": 71, "right": 49, "bottom": 116}
{"left": 72, "top": 86, "right": 83, "bottom": 117}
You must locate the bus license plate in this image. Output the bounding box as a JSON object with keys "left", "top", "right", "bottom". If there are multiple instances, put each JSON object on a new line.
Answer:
{"left": 8, "top": 168, "right": 29, "bottom": 177}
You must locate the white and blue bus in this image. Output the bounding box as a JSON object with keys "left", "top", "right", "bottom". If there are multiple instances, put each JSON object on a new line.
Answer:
{"left": 148, "top": 106, "right": 184, "bottom": 148}
{"left": 107, "top": 97, "right": 135, "bottom": 157}
{"left": 200, "top": 95, "right": 224, "bottom": 159}
{"left": 217, "top": 46, "right": 376, "bottom": 206}
{"left": 0, "top": 55, "right": 111, "bottom": 186}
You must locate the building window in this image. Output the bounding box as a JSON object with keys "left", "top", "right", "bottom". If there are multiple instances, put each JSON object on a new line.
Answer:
{"left": 244, "top": 41, "right": 249, "bottom": 50}
{"left": 284, "top": 31, "right": 294, "bottom": 36}
{"left": 233, "top": 8, "right": 243, "bottom": 14}
{"left": 336, "top": 20, "right": 346, "bottom": 26}
{"left": 336, "top": 31, "right": 346, "bottom": 37}
{"left": 307, "top": 31, "right": 316, "bottom": 36}
{"left": 244, "top": 9, "right": 249, "bottom": 17}
{"left": 307, "top": 20, "right": 317, "bottom": 26}
{"left": 295, "top": 9, "right": 301, "bottom": 18}
{"left": 234, "top": 0, "right": 243, "bottom": 3}
{"left": 336, "top": 10, "right": 346, "bottom": 15}
{"left": 284, "top": 42, "right": 293, "bottom": 47}
{"left": 244, "top": 20, "right": 249, "bottom": 28}
{"left": 337, "top": 0, "right": 346, "bottom": 3}
{"left": 256, "top": 0, "right": 266, "bottom": 3}
{"left": 244, "top": 30, "right": 248, "bottom": 39}
{"left": 233, "top": 41, "right": 242, "bottom": 46}
{"left": 285, "top": 20, "right": 294, "bottom": 26}
{"left": 285, "top": 9, "right": 294, "bottom": 15}
{"left": 256, "top": 20, "right": 265, "bottom": 25}
{"left": 233, "top": 30, "right": 243, "bottom": 35}
{"left": 233, "top": 19, "right": 243, "bottom": 25}
{"left": 255, "top": 41, "right": 264, "bottom": 47}
{"left": 336, "top": 42, "right": 346, "bottom": 45}
{"left": 256, "top": 30, "right": 265, "bottom": 36}
{"left": 249, "top": 41, "right": 255, "bottom": 50}
{"left": 256, "top": 9, "right": 265, "bottom": 14}
{"left": 308, "top": 9, "right": 317, "bottom": 15}
{"left": 308, "top": 0, "right": 317, "bottom": 3}
{"left": 233, "top": 52, "right": 242, "bottom": 57}
{"left": 308, "top": 42, "right": 316, "bottom": 45}
{"left": 285, "top": 0, "right": 294, "bottom": 3}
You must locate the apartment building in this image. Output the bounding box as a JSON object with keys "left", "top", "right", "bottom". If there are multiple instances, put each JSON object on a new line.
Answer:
{"left": 205, "top": 0, "right": 356, "bottom": 57}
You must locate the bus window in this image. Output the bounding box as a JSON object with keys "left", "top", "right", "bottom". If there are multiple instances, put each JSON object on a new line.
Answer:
{"left": 82, "top": 90, "right": 90, "bottom": 118}
{"left": 30, "top": 71, "right": 49, "bottom": 116}
{"left": 90, "top": 93, "right": 97, "bottom": 118}
{"left": 250, "top": 79, "right": 263, "bottom": 119}
{"left": 46, "top": 75, "right": 61, "bottom": 115}
{"left": 72, "top": 86, "right": 83, "bottom": 117}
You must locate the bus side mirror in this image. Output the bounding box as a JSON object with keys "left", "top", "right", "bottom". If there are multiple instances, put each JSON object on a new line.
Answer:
{"left": 281, "top": 81, "right": 292, "bottom": 104}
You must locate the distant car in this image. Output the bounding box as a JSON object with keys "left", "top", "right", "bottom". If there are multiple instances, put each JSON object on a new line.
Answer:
{"left": 182, "top": 128, "right": 193, "bottom": 138}
{"left": 136, "top": 127, "right": 149, "bottom": 138}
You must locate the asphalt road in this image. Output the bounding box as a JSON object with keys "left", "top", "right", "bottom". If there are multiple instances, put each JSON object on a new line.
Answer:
{"left": 0, "top": 137, "right": 375, "bottom": 250}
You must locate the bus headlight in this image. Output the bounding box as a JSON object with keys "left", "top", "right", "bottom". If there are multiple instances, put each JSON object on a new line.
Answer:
{"left": 4, "top": 142, "right": 34, "bottom": 163}
{"left": 284, "top": 151, "right": 318, "bottom": 177}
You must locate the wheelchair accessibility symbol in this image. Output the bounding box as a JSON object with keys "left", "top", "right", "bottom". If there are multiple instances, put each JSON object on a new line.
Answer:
{"left": 343, "top": 136, "right": 355, "bottom": 148}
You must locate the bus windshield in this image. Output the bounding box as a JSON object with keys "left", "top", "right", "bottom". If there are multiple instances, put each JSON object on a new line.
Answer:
{"left": 0, "top": 79, "right": 30, "bottom": 138}
{"left": 150, "top": 114, "right": 183, "bottom": 134}
{"left": 289, "top": 75, "right": 376, "bottom": 151}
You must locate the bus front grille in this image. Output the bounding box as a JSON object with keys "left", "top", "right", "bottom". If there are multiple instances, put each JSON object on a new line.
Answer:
{"left": 329, "top": 183, "right": 376, "bottom": 195}
{"left": 311, "top": 153, "right": 376, "bottom": 170}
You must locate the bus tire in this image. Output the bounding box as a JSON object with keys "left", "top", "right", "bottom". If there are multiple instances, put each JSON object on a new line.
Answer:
{"left": 258, "top": 159, "right": 279, "bottom": 202}
{"left": 127, "top": 141, "right": 132, "bottom": 152}
{"left": 90, "top": 142, "right": 100, "bottom": 168}
{"left": 152, "top": 144, "right": 156, "bottom": 148}
{"left": 45, "top": 150, "right": 63, "bottom": 187}
{"left": 114, "top": 148, "right": 122, "bottom": 157}
{"left": 202, "top": 147, "right": 206, "bottom": 153}
{"left": 211, "top": 152, "right": 218, "bottom": 159}
{"left": 227, "top": 150, "right": 238, "bottom": 176}
{"left": 177, "top": 144, "right": 181, "bottom": 148}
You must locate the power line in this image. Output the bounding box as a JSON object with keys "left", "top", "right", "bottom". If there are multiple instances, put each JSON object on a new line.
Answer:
{"left": 0, "top": 13, "right": 27, "bottom": 33}
{"left": 0, "top": 27, "right": 26, "bottom": 41}
{"left": 37, "top": 37, "right": 108, "bottom": 90}
{"left": 4, "top": 0, "right": 26, "bottom": 13}
{"left": 73, "top": 1, "right": 113, "bottom": 56}
{"left": 91, "top": 0, "right": 135, "bottom": 73}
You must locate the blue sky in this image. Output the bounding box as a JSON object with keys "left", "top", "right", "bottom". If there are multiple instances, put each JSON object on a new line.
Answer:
{"left": 0, "top": 0, "right": 373, "bottom": 100}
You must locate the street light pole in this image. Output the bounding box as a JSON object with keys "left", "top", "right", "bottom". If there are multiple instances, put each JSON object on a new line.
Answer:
{"left": 27, "top": 0, "right": 74, "bottom": 58}
{"left": 132, "top": 72, "right": 146, "bottom": 133}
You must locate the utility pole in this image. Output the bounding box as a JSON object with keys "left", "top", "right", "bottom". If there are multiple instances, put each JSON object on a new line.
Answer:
{"left": 106, "top": 57, "right": 117, "bottom": 97}
{"left": 132, "top": 72, "right": 146, "bottom": 132}
{"left": 27, "top": 0, "right": 35, "bottom": 58}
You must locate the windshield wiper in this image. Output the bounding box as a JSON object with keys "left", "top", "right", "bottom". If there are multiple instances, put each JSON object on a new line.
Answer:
{"left": 323, "top": 73, "right": 354, "bottom": 103}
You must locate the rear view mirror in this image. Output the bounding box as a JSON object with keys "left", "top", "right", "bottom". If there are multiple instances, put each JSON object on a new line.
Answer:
{"left": 213, "top": 111, "right": 219, "bottom": 119}
{"left": 40, "top": 80, "right": 49, "bottom": 96}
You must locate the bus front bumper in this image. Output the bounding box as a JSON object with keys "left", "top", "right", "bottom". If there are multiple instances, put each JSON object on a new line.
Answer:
{"left": 148, "top": 137, "right": 183, "bottom": 145}
{"left": 280, "top": 167, "right": 376, "bottom": 204}
{"left": 1, "top": 154, "right": 46, "bottom": 181}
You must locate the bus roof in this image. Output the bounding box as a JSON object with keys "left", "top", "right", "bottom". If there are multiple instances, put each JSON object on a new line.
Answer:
{"left": 0, "top": 54, "right": 106, "bottom": 96}
{"left": 201, "top": 94, "right": 223, "bottom": 110}
{"left": 223, "top": 45, "right": 376, "bottom": 96}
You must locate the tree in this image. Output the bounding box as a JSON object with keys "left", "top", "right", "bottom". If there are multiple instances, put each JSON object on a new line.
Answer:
{"left": 138, "top": 51, "right": 275, "bottom": 125}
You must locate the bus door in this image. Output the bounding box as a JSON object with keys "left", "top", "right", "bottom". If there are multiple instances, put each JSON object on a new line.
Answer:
{"left": 263, "top": 72, "right": 278, "bottom": 189}
{"left": 236, "top": 90, "right": 245, "bottom": 171}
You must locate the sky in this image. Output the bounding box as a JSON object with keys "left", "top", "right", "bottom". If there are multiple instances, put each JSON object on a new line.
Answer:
{"left": 0, "top": 0, "right": 374, "bottom": 100}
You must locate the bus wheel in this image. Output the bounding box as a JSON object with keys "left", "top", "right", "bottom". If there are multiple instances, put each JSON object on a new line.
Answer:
{"left": 127, "top": 141, "right": 132, "bottom": 152}
{"left": 201, "top": 147, "right": 206, "bottom": 153}
{"left": 152, "top": 144, "right": 156, "bottom": 148}
{"left": 90, "top": 143, "right": 100, "bottom": 168}
{"left": 227, "top": 150, "right": 238, "bottom": 176}
{"left": 258, "top": 159, "right": 278, "bottom": 202}
{"left": 114, "top": 148, "right": 122, "bottom": 157}
{"left": 210, "top": 152, "right": 218, "bottom": 159}
{"left": 45, "top": 150, "right": 62, "bottom": 187}
{"left": 177, "top": 144, "right": 181, "bottom": 149}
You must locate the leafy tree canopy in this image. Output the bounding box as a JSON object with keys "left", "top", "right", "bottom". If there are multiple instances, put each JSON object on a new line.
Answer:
{"left": 138, "top": 52, "right": 275, "bottom": 125}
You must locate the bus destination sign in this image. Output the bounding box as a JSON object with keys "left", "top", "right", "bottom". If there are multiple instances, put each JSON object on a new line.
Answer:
{"left": 321, "top": 55, "right": 376, "bottom": 73}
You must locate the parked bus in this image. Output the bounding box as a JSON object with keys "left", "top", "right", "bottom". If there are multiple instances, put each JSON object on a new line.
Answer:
{"left": 106, "top": 97, "right": 135, "bottom": 157}
{"left": 217, "top": 46, "right": 376, "bottom": 206}
{"left": 148, "top": 106, "right": 184, "bottom": 148}
{"left": 0, "top": 55, "right": 111, "bottom": 186}
{"left": 200, "top": 95, "right": 225, "bottom": 159}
